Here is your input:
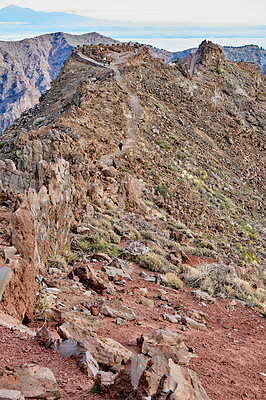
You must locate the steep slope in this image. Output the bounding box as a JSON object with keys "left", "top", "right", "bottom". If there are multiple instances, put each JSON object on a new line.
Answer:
{"left": 0, "top": 41, "right": 265, "bottom": 292}
{"left": 1, "top": 30, "right": 265, "bottom": 134}
{"left": 0, "top": 32, "right": 118, "bottom": 132}
{"left": 223, "top": 44, "right": 266, "bottom": 74}
{"left": 0, "top": 41, "right": 265, "bottom": 399}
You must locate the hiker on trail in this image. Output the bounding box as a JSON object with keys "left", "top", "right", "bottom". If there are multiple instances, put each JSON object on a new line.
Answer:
{"left": 103, "top": 57, "right": 106, "bottom": 66}
{"left": 119, "top": 140, "right": 123, "bottom": 151}
{"left": 107, "top": 60, "right": 111, "bottom": 66}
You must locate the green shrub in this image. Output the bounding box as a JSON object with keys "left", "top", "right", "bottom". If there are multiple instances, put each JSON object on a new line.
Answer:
{"left": 216, "top": 68, "right": 222, "bottom": 75}
{"left": 154, "top": 185, "right": 170, "bottom": 199}
{"left": 0, "top": 142, "right": 5, "bottom": 149}
{"left": 33, "top": 117, "right": 46, "bottom": 126}
{"left": 16, "top": 149, "right": 22, "bottom": 159}
{"left": 156, "top": 140, "right": 171, "bottom": 149}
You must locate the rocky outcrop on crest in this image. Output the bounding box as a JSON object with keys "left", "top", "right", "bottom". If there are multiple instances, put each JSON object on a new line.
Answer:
{"left": 179, "top": 40, "right": 224, "bottom": 74}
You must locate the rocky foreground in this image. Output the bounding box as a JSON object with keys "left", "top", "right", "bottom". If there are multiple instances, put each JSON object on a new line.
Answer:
{"left": 0, "top": 41, "right": 265, "bottom": 399}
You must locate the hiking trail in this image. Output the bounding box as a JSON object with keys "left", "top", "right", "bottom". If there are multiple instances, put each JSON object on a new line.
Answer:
{"left": 77, "top": 50, "right": 143, "bottom": 166}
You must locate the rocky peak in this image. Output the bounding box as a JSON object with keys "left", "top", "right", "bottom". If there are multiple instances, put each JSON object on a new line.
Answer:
{"left": 179, "top": 40, "right": 225, "bottom": 74}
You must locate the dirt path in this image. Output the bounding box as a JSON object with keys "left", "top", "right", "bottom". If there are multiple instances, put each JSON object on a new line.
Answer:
{"left": 77, "top": 51, "right": 143, "bottom": 166}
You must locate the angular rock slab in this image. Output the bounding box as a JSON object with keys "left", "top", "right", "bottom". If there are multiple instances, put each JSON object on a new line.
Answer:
{"left": 58, "top": 321, "right": 133, "bottom": 371}
{"left": 0, "top": 364, "right": 61, "bottom": 399}
{"left": 109, "top": 354, "right": 210, "bottom": 400}
{"left": 0, "top": 312, "right": 35, "bottom": 336}
{"left": 1, "top": 247, "right": 17, "bottom": 263}
{"left": 58, "top": 339, "right": 99, "bottom": 378}
{"left": 141, "top": 328, "right": 192, "bottom": 366}
{"left": 0, "top": 389, "right": 22, "bottom": 400}
{"left": 100, "top": 300, "right": 136, "bottom": 320}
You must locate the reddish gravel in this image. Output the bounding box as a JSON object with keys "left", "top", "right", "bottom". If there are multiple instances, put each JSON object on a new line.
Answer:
{"left": 0, "top": 259, "right": 265, "bottom": 400}
{"left": 0, "top": 325, "right": 105, "bottom": 400}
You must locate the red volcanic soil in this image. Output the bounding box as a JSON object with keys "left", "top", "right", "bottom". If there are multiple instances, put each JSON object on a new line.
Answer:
{"left": 0, "top": 259, "right": 265, "bottom": 400}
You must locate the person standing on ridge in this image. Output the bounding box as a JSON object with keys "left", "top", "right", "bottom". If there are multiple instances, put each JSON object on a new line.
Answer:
{"left": 103, "top": 57, "right": 106, "bottom": 66}
{"left": 119, "top": 140, "right": 123, "bottom": 151}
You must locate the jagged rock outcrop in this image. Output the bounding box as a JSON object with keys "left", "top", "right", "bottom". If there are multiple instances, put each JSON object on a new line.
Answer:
{"left": 179, "top": 40, "right": 224, "bottom": 74}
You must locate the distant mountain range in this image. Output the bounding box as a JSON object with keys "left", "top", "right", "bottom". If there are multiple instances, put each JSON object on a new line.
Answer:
{"left": 1, "top": 5, "right": 265, "bottom": 45}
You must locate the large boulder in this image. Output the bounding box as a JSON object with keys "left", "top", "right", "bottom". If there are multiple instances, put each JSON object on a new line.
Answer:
{"left": 141, "top": 328, "right": 192, "bottom": 366}
{"left": 100, "top": 300, "right": 136, "bottom": 320}
{"left": 58, "top": 320, "right": 133, "bottom": 371}
{"left": 70, "top": 263, "right": 108, "bottom": 295}
{"left": 0, "top": 364, "right": 60, "bottom": 399}
{"left": 108, "top": 354, "right": 210, "bottom": 400}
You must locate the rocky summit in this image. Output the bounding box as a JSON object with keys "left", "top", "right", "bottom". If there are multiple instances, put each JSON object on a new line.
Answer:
{"left": 0, "top": 40, "right": 265, "bottom": 400}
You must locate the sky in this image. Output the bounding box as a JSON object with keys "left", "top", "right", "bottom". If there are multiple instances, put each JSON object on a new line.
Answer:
{"left": 1, "top": 0, "right": 266, "bottom": 25}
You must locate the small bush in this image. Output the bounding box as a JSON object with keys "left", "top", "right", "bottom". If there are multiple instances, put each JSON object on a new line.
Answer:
{"left": 161, "top": 272, "right": 183, "bottom": 289}
{"left": 167, "top": 221, "right": 187, "bottom": 230}
{"left": 88, "top": 383, "right": 100, "bottom": 394}
{"left": 0, "top": 142, "right": 5, "bottom": 149}
{"left": 216, "top": 68, "right": 222, "bottom": 75}
{"left": 76, "top": 236, "right": 121, "bottom": 258}
{"left": 154, "top": 185, "right": 170, "bottom": 199}
{"left": 34, "top": 294, "right": 55, "bottom": 315}
{"left": 136, "top": 252, "right": 170, "bottom": 272}
{"left": 156, "top": 140, "right": 171, "bottom": 149}
{"left": 33, "top": 117, "right": 46, "bottom": 126}
{"left": 63, "top": 251, "right": 79, "bottom": 265}
{"left": 16, "top": 149, "right": 22, "bottom": 159}
{"left": 108, "top": 230, "right": 121, "bottom": 244}
{"left": 47, "top": 255, "right": 68, "bottom": 272}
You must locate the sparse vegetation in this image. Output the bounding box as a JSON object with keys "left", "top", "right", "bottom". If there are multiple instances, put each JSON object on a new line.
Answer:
{"left": 136, "top": 252, "right": 172, "bottom": 272}
{"left": 156, "top": 140, "right": 171, "bottom": 149}
{"left": 154, "top": 185, "right": 170, "bottom": 199}
{"left": 34, "top": 293, "right": 55, "bottom": 315}
{"left": 47, "top": 254, "right": 68, "bottom": 271}
{"left": 161, "top": 272, "right": 183, "bottom": 289}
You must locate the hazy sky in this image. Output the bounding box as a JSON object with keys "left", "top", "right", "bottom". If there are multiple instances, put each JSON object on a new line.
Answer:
{"left": 1, "top": 0, "right": 266, "bottom": 24}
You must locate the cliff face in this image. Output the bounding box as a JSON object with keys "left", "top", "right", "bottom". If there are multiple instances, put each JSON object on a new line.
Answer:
{"left": 0, "top": 41, "right": 265, "bottom": 319}
{"left": 0, "top": 32, "right": 118, "bottom": 132}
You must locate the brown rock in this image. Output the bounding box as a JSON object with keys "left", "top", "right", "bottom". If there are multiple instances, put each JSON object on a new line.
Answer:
{"left": 36, "top": 326, "right": 55, "bottom": 348}
{"left": 181, "top": 316, "right": 207, "bottom": 331}
{"left": 0, "top": 257, "right": 36, "bottom": 322}
{"left": 57, "top": 321, "right": 133, "bottom": 370}
{"left": 0, "top": 312, "right": 35, "bottom": 336}
{"left": 0, "top": 364, "right": 61, "bottom": 399}
{"left": 10, "top": 200, "right": 35, "bottom": 263}
{"left": 92, "top": 253, "right": 112, "bottom": 262}
{"left": 71, "top": 263, "right": 108, "bottom": 295}
{"left": 141, "top": 328, "right": 192, "bottom": 366}
{"left": 110, "top": 354, "right": 210, "bottom": 400}
{"left": 100, "top": 300, "right": 136, "bottom": 320}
